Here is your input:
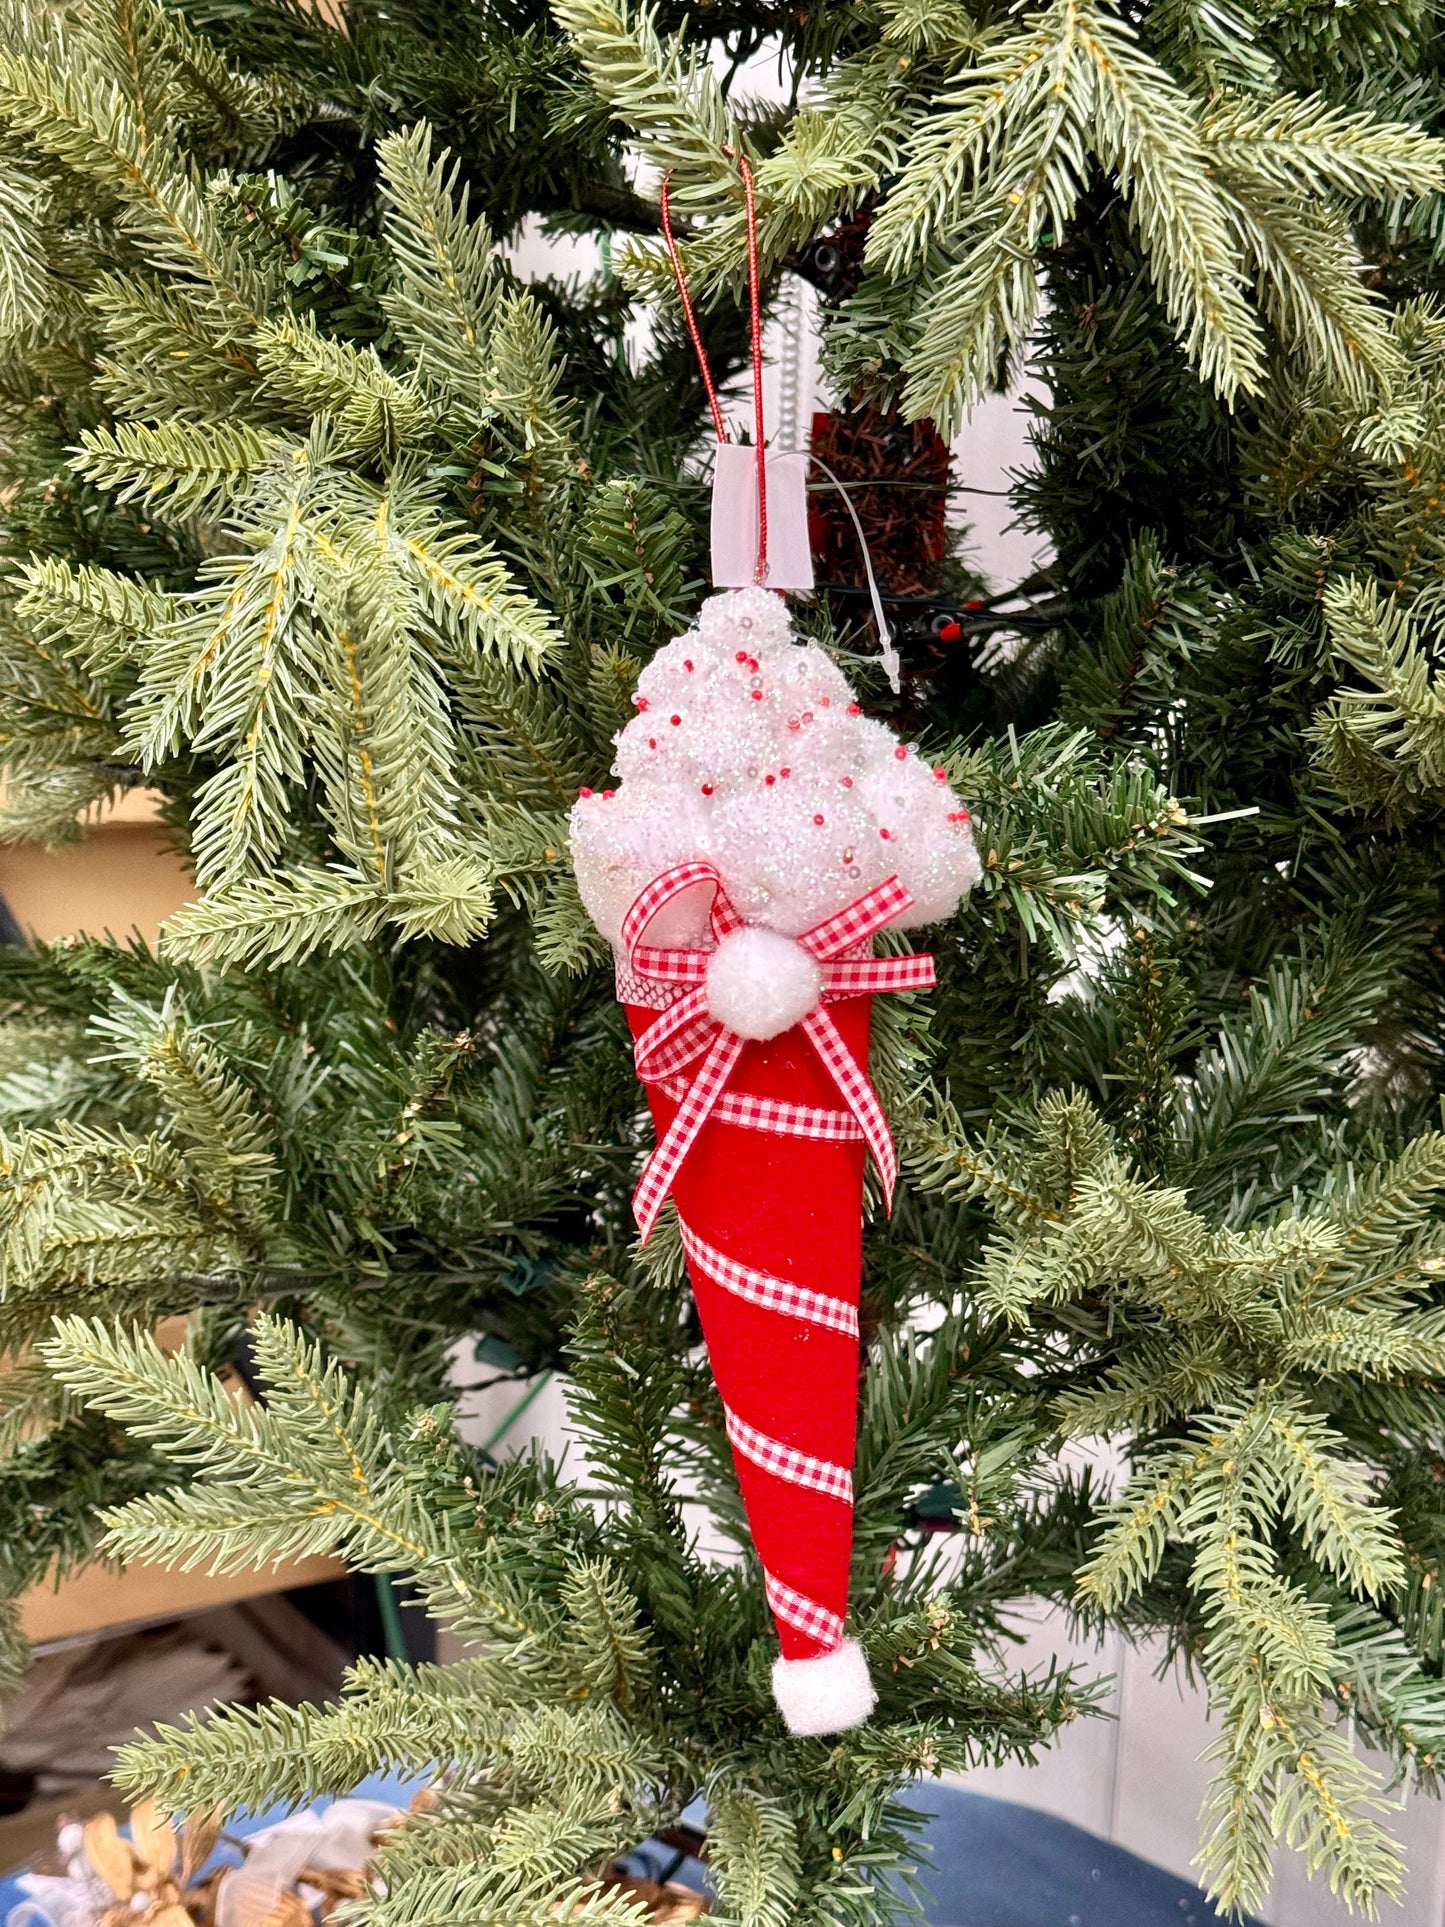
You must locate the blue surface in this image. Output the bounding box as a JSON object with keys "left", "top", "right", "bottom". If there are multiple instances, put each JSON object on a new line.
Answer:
{"left": 899, "top": 1782, "right": 1261, "bottom": 1927}
{"left": 613, "top": 1781, "right": 1260, "bottom": 1926}
{"left": 1, "top": 1776, "right": 1260, "bottom": 1927}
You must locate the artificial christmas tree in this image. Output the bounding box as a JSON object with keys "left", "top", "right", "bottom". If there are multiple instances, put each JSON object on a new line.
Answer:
{"left": 3, "top": 0, "right": 1445, "bottom": 1919}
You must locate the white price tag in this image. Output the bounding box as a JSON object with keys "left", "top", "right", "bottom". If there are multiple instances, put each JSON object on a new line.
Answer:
{"left": 710, "top": 444, "right": 814, "bottom": 592}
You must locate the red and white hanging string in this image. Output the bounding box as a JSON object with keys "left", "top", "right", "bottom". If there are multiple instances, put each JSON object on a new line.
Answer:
{"left": 657, "top": 161, "right": 899, "bottom": 687}
{"left": 659, "top": 155, "right": 768, "bottom": 586}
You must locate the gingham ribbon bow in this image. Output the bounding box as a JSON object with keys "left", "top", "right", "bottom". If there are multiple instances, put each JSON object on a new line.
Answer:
{"left": 623, "top": 862, "right": 935, "bottom": 1239}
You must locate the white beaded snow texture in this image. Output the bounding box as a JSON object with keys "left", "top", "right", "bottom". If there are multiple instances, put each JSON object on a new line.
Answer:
{"left": 570, "top": 588, "right": 981, "bottom": 964}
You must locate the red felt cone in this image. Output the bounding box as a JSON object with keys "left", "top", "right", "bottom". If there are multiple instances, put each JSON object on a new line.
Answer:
{"left": 626, "top": 993, "right": 877, "bottom": 1734}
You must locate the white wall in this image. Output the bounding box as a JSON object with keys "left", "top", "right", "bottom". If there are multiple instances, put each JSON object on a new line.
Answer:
{"left": 949, "top": 382, "right": 1052, "bottom": 594}
{"left": 958, "top": 1601, "right": 1445, "bottom": 1927}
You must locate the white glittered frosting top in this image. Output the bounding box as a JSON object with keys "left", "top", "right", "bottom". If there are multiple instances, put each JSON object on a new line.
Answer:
{"left": 569, "top": 588, "right": 981, "bottom": 951}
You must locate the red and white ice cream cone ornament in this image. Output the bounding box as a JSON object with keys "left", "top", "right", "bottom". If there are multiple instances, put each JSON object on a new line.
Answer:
{"left": 570, "top": 586, "right": 982, "bottom": 1737}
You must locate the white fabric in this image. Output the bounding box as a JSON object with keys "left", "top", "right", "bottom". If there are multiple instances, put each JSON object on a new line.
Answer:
{"left": 771, "top": 1638, "right": 876, "bottom": 1736}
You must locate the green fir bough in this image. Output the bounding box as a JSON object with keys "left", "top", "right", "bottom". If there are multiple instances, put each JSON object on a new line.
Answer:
{"left": 4, "top": 0, "right": 1445, "bottom": 1918}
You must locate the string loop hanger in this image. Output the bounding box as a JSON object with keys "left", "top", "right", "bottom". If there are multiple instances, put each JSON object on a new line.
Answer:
{"left": 657, "top": 167, "right": 900, "bottom": 692}
{"left": 659, "top": 152, "right": 769, "bottom": 587}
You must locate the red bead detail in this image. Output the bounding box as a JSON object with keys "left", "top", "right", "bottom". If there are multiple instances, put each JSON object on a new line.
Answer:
{"left": 939, "top": 621, "right": 962, "bottom": 642}
{"left": 764, "top": 774, "right": 776, "bottom": 786}
{"left": 933, "top": 766, "right": 947, "bottom": 781}
{"left": 578, "top": 787, "right": 593, "bottom": 798}
{"left": 847, "top": 703, "right": 860, "bottom": 715}
{"left": 748, "top": 658, "right": 759, "bottom": 671}
{"left": 701, "top": 783, "right": 714, "bottom": 796}
{"left": 840, "top": 776, "right": 854, "bottom": 788}
{"left": 948, "top": 810, "right": 970, "bottom": 823}
{"left": 894, "top": 746, "right": 907, "bottom": 761}
{"left": 648, "top": 738, "right": 657, "bottom": 749}
{"left": 684, "top": 660, "right": 694, "bottom": 672}
{"left": 879, "top": 827, "right": 891, "bottom": 839}
{"left": 636, "top": 696, "right": 649, "bottom": 710}
{"left": 813, "top": 813, "right": 825, "bottom": 826}
{"left": 736, "top": 651, "right": 749, "bottom": 663}
{"left": 670, "top": 714, "right": 681, "bottom": 726}
{"left": 751, "top": 689, "right": 763, "bottom": 701}
{"left": 603, "top": 789, "right": 615, "bottom": 800}
{"left": 964, "top": 598, "right": 984, "bottom": 610}
{"left": 820, "top": 697, "right": 831, "bottom": 708}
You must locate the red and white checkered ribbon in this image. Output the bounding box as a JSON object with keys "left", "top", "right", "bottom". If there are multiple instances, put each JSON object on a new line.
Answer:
{"left": 765, "top": 1570, "right": 847, "bottom": 1649}
{"left": 680, "top": 1219, "right": 859, "bottom": 1339}
{"left": 624, "top": 863, "right": 934, "bottom": 1239}
{"left": 656, "top": 1078, "right": 864, "bottom": 1144}
{"left": 726, "top": 1407, "right": 853, "bottom": 1505}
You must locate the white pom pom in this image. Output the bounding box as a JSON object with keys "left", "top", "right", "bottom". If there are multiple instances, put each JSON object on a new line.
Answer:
{"left": 706, "top": 926, "right": 822, "bottom": 1041}
{"left": 771, "top": 1640, "right": 876, "bottom": 1735}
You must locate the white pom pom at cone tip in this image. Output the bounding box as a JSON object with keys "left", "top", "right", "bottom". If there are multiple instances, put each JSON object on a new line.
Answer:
{"left": 772, "top": 1639, "right": 877, "bottom": 1735}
